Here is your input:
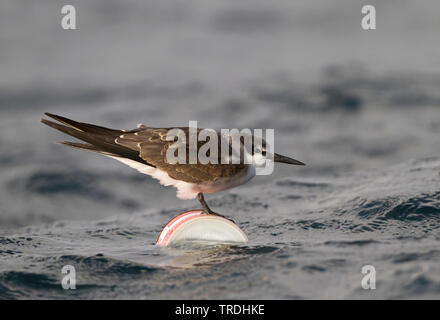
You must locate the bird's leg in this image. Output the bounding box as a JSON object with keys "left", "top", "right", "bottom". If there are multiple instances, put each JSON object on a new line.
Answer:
{"left": 197, "top": 193, "right": 235, "bottom": 223}
{"left": 197, "top": 192, "right": 221, "bottom": 216}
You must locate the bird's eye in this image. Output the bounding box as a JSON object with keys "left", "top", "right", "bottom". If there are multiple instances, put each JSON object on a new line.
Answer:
{"left": 254, "top": 146, "right": 266, "bottom": 156}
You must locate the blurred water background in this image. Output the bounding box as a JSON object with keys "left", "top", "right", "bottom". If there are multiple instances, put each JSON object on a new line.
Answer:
{"left": 0, "top": 0, "right": 439, "bottom": 299}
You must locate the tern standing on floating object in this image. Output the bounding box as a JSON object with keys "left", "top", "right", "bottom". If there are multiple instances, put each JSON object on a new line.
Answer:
{"left": 41, "top": 113, "right": 305, "bottom": 218}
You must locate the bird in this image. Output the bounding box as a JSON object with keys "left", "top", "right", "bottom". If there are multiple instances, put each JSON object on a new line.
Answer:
{"left": 41, "top": 113, "right": 305, "bottom": 219}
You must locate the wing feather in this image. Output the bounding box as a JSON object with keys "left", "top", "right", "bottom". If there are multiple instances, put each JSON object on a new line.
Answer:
{"left": 115, "top": 128, "right": 245, "bottom": 184}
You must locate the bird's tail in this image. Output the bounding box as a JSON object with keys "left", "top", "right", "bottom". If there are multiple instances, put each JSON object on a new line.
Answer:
{"left": 41, "top": 113, "right": 148, "bottom": 164}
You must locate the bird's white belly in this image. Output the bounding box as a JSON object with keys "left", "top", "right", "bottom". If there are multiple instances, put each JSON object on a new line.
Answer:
{"left": 107, "top": 156, "right": 255, "bottom": 200}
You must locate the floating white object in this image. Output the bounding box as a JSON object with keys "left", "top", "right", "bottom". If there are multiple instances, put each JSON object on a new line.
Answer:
{"left": 156, "top": 210, "right": 248, "bottom": 247}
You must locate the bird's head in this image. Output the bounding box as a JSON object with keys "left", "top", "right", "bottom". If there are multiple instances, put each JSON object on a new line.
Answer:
{"left": 223, "top": 132, "right": 305, "bottom": 174}
{"left": 239, "top": 134, "right": 306, "bottom": 170}
{"left": 250, "top": 139, "right": 305, "bottom": 167}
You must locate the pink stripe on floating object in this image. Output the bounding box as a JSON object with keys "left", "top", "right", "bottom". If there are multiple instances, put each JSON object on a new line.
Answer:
{"left": 156, "top": 210, "right": 248, "bottom": 247}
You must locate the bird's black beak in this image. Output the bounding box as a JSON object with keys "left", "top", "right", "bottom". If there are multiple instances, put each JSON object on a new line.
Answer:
{"left": 274, "top": 153, "right": 305, "bottom": 166}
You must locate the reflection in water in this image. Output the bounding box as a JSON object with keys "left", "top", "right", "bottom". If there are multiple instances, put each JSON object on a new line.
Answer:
{"left": 159, "top": 241, "right": 278, "bottom": 269}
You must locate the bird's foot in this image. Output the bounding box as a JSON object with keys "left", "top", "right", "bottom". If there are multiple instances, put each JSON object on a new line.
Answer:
{"left": 202, "top": 209, "right": 235, "bottom": 224}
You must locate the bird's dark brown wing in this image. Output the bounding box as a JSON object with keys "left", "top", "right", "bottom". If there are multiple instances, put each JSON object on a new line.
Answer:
{"left": 41, "top": 113, "right": 246, "bottom": 183}
{"left": 115, "top": 128, "right": 246, "bottom": 184}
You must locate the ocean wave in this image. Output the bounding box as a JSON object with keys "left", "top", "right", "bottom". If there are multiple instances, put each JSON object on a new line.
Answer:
{"left": 355, "top": 192, "right": 440, "bottom": 222}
